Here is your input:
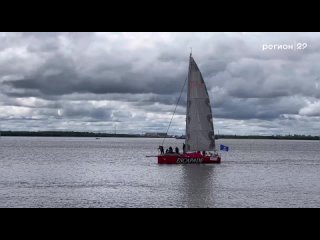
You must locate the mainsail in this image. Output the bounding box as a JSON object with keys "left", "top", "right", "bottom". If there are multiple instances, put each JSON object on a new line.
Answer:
{"left": 186, "top": 55, "right": 215, "bottom": 151}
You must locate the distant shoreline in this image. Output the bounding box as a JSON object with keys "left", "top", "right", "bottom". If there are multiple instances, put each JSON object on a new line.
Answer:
{"left": 0, "top": 131, "right": 319, "bottom": 140}
{"left": 0, "top": 131, "right": 153, "bottom": 138}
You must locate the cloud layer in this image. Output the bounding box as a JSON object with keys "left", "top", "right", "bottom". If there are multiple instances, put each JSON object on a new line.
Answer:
{"left": 1, "top": 32, "right": 320, "bottom": 135}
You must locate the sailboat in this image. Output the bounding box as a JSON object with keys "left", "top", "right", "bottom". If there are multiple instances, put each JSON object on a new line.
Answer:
{"left": 157, "top": 53, "right": 221, "bottom": 164}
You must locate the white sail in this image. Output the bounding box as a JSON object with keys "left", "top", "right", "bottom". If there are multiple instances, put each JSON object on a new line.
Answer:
{"left": 185, "top": 55, "right": 215, "bottom": 151}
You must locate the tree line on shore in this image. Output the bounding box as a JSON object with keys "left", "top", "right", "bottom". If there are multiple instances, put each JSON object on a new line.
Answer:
{"left": 0, "top": 131, "right": 319, "bottom": 140}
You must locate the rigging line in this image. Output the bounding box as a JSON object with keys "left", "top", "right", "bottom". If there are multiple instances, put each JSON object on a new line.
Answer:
{"left": 161, "top": 75, "right": 188, "bottom": 146}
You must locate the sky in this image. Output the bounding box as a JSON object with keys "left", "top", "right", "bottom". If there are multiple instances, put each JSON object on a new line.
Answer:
{"left": 0, "top": 32, "right": 320, "bottom": 135}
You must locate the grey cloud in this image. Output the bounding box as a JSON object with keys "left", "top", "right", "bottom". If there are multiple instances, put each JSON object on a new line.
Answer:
{"left": 1, "top": 32, "right": 320, "bottom": 134}
{"left": 61, "top": 104, "right": 113, "bottom": 121}
{"left": 4, "top": 51, "right": 186, "bottom": 96}
{"left": 214, "top": 97, "right": 304, "bottom": 120}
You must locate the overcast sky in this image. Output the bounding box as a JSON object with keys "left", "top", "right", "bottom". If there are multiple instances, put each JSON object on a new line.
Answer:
{"left": 1, "top": 32, "right": 320, "bottom": 135}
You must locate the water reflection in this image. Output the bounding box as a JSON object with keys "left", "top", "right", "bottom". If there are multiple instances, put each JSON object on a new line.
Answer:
{"left": 181, "top": 165, "right": 217, "bottom": 208}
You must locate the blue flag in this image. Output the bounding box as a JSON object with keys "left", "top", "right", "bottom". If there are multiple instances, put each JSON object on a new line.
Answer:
{"left": 220, "top": 144, "right": 229, "bottom": 152}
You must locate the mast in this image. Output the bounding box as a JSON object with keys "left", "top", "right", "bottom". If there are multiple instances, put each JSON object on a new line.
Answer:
{"left": 185, "top": 52, "right": 192, "bottom": 148}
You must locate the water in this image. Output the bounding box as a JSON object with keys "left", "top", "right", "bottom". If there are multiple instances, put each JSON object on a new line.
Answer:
{"left": 0, "top": 137, "right": 319, "bottom": 208}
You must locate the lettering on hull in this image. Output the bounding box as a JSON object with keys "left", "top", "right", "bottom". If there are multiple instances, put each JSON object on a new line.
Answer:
{"left": 176, "top": 158, "right": 204, "bottom": 164}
